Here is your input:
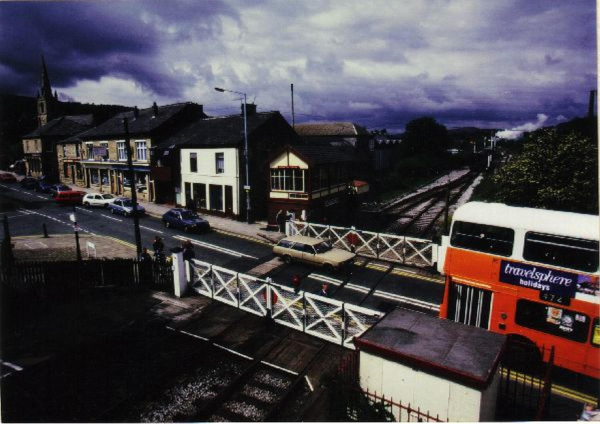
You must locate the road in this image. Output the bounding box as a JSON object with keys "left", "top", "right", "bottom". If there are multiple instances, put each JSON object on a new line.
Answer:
{"left": 0, "top": 182, "right": 445, "bottom": 314}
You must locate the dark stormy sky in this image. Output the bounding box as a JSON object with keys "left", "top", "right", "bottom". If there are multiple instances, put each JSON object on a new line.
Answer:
{"left": 0, "top": 0, "right": 596, "bottom": 134}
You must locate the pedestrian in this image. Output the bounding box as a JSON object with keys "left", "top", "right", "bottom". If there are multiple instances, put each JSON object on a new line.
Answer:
{"left": 152, "top": 236, "right": 164, "bottom": 254}
{"left": 139, "top": 247, "right": 152, "bottom": 262}
{"left": 182, "top": 240, "right": 195, "bottom": 262}
{"left": 580, "top": 404, "right": 600, "bottom": 421}
{"left": 292, "top": 274, "right": 301, "bottom": 294}
{"left": 317, "top": 282, "right": 329, "bottom": 297}
{"left": 276, "top": 209, "right": 285, "bottom": 233}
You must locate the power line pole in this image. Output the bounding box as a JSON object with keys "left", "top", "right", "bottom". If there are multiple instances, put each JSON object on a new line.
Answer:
{"left": 123, "top": 117, "right": 143, "bottom": 259}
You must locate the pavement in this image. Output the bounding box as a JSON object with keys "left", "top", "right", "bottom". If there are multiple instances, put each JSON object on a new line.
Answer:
{"left": 6, "top": 172, "right": 286, "bottom": 245}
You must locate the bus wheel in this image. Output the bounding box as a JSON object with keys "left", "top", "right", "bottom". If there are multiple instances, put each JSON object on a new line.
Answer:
{"left": 503, "top": 335, "right": 543, "bottom": 374}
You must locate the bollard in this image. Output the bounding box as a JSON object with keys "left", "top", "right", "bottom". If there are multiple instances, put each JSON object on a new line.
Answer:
{"left": 43, "top": 223, "right": 48, "bottom": 238}
{"left": 171, "top": 249, "right": 188, "bottom": 297}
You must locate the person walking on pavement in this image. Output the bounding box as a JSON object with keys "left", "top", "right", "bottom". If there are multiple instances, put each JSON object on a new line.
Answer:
{"left": 317, "top": 282, "right": 329, "bottom": 297}
{"left": 276, "top": 210, "right": 285, "bottom": 233}
{"left": 182, "top": 240, "right": 195, "bottom": 262}
{"left": 139, "top": 247, "right": 152, "bottom": 262}
{"left": 152, "top": 236, "right": 164, "bottom": 254}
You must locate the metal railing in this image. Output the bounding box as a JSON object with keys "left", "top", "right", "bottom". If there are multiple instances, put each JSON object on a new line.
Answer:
{"left": 188, "top": 259, "right": 383, "bottom": 349}
{"left": 289, "top": 221, "right": 437, "bottom": 267}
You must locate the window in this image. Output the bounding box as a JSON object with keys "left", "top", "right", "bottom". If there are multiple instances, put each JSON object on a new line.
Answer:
{"left": 62, "top": 145, "right": 67, "bottom": 157}
{"left": 592, "top": 319, "right": 600, "bottom": 348}
{"left": 63, "top": 163, "right": 69, "bottom": 177}
{"left": 135, "top": 140, "right": 147, "bottom": 161}
{"left": 524, "top": 232, "right": 599, "bottom": 273}
{"left": 192, "top": 183, "right": 206, "bottom": 209}
{"left": 515, "top": 299, "right": 590, "bottom": 343}
{"left": 215, "top": 152, "right": 224, "bottom": 174}
{"left": 75, "top": 144, "right": 80, "bottom": 158}
{"left": 100, "top": 142, "right": 109, "bottom": 160}
{"left": 190, "top": 152, "right": 197, "bottom": 172}
{"left": 90, "top": 171, "right": 99, "bottom": 185}
{"left": 117, "top": 141, "right": 127, "bottom": 161}
{"left": 450, "top": 221, "right": 514, "bottom": 256}
{"left": 291, "top": 243, "right": 306, "bottom": 252}
{"left": 86, "top": 143, "right": 94, "bottom": 159}
{"left": 270, "top": 168, "right": 305, "bottom": 192}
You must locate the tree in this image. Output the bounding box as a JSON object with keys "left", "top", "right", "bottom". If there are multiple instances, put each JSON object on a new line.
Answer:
{"left": 492, "top": 127, "right": 598, "bottom": 214}
{"left": 401, "top": 117, "right": 450, "bottom": 154}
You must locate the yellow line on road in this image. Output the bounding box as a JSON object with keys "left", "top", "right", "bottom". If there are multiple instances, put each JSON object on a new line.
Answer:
{"left": 364, "top": 262, "right": 444, "bottom": 284}
{"left": 501, "top": 368, "right": 597, "bottom": 405}
{"left": 212, "top": 228, "right": 271, "bottom": 246}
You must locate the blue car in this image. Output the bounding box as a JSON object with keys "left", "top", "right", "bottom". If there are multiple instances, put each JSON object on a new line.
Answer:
{"left": 107, "top": 198, "right": 146, "bottom": 217}
{"left": 162, "top": 208, "right": 210, "bottom": 233}
{"left": 35, "top": 180, "right": 54, "bottom": 193}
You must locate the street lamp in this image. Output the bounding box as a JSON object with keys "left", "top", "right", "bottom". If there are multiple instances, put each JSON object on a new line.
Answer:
{"left": 215, "top": 87, "right": 252, "bottom": 223}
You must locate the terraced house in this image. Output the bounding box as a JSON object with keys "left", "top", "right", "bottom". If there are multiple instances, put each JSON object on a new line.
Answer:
{"left": 74, "top": 102, "right": 206, "bottom": 202}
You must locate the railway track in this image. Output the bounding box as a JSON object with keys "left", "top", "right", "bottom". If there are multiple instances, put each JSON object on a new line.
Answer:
{"left": 382, "top": 172, "right": 477, "bottom": 238}
{"left": 111, "top": 302, "right": 340, "bottom": 422}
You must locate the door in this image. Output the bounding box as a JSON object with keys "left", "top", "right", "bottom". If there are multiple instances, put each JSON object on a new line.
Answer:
{"left": 184, "top": 182, "right": 192, "bottom": 208}
{"left": 447, "top": 282, "right": 492, "bottom": 329}
{"left": 225, "top": 185, "right": 233, "bottom": 215}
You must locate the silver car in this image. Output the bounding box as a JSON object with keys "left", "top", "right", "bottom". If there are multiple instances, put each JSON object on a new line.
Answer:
{"left": 273, "top": 235, "right": 355, "bottom": 271}
{"left": 82, "top": 193, "right": 116, "bottom": 207}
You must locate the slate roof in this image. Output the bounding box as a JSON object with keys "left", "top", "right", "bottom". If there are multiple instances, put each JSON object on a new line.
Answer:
{"left": 78, "top": 102, "right": 201, "bottom": 139}
{"left": 290, "top": 143, "right": 358, "bottom": 165}
{"left": 354, "top": 308, "right": 506, "bottom": 389}
{"left": 158, "top": 112, "right": 281, "bottom": 148}
{"left": 23, "top": 115, "right": 94, "bottom": 138}
{"left": 294, "top": 121, "right": 370, "bottom": 137}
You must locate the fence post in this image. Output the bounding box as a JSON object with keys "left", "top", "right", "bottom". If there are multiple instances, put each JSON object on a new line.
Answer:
{"left": 402, "top": 236, "right": 406, "bottom": 264}
{"left": 376, "top": 233, "right": 380, "bottom": 260}
{"left": 172, "top": 250, "right": 187, "bottom": 297}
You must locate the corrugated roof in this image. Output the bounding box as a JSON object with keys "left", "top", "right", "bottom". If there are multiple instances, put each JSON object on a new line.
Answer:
{"left": 294, "top": 121, "right": 370, "bottom": 137}
{"left": 79, "top": 102, "right": 200, "bottom": 139}
{"left": 23, "top": 115, "right": 93, "bottom": 138}
{"left": 158, "top": 111, "right": 282, "bottom": 148}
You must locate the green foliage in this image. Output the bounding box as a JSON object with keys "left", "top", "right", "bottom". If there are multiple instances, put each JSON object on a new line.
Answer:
{"left": 401, "top": 117, "right": 450, "bottom": 154}
{"left": 491, "top": 128, "right": 598, "bottom": 214}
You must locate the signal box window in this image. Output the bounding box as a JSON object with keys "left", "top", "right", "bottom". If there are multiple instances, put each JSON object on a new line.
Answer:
{"left": 450, "top": 221, "right": 514, "bottom": 256}
{"left": 524, "top": 232, "right": 599, "bottom": 273}
{"left": 515, "top": 299, "right": 590, "bottom": 343}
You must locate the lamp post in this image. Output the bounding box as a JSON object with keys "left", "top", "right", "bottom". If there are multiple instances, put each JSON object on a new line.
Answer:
{"left": 215, "top": 87, "right": 253, "bottom": 224}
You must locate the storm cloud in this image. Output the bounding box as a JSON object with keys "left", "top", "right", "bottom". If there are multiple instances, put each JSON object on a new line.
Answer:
{"left": 0, "top": 0, "right": 595, "bottom": 132}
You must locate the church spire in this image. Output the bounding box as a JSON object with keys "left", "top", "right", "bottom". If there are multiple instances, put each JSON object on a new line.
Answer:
{"left": 40, "top": 54, "right": 53, "bottom": 98}
{"left": 37, "top": 54, "right": 57, "bottom": 127}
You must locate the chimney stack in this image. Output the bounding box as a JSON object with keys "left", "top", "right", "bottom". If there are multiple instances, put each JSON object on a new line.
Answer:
{"left": 152, "top": 101, "right": 159, "bottom": 117}
{"left": 133, "top": 106, "right": 139, "bottom": 119}
{"left": 242, "top": 103, "right": 257, "bottom": 116}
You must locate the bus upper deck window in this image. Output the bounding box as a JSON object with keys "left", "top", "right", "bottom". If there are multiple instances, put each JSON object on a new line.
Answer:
{"left": 450, "top": 221, "right": 514, "bottom": 256}
{"left": 523, "top": 232, "right": 599, "bottom": 273}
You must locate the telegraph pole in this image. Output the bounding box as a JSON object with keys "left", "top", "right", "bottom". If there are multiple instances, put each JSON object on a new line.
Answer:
{"left": 123, "top": 117, "right": 143, "bottom": 259}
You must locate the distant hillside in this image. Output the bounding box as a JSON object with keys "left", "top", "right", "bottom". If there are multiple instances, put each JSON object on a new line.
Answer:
{"left": 0, "top": 94, "right": 131, "bottom": 170}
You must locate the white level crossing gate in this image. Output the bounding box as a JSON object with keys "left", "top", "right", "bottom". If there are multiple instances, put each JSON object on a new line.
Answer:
{"left": 289, "top": 221, "right": 437, "bottom": 267}
{"left": 188, "top": 259, "right": 383, "bottom": 349}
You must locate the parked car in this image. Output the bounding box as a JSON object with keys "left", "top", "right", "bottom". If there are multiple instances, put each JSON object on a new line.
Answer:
{"left": 35, "top": 180, "right": 54, "bottom": 193}
{"left": 273, "top": 235, "right": 356, "bottom": 271}
{"left": 49, "top": 184, "right": 71, "bottom": 196}
{"left": 107, "top": 198, "right": 145, "bottom": 217}
{"left": 0, "top": 172, "right": 17, "bottom": 183}
{"left": 162, "top": 208, "right": 210, "bottom": 233}
{"left": 53, "top": 190, "right": 85, "bottom": 206}
{"left": 83, "top": 193, "right": 116, "bottom": 208}
{"left": 20, "top": 177, "right": 38, "bottom": 189}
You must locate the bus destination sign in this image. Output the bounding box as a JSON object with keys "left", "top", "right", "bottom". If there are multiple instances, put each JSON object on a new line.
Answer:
{"left": 499, "top": 260, "right": 578, "bottom": 301}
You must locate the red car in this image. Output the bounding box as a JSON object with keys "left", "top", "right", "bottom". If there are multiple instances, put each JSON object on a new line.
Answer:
{"left": 53, "top": 190, "right": 85, "bottom": 205}
{"left": 0, "top": 173, "right": 17, "bottom": 183}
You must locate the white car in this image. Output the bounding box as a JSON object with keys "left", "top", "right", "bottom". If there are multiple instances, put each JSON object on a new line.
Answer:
{"left": 82, "top": 193, "right": 116, "bottom": 208}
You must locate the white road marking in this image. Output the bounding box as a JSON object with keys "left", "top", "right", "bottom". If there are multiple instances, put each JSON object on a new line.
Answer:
{"left": 75, "top": 207, "right": 94, "bottom": 214}
{"left": 139, "top": 225, "right": 163, "bottom": 234}
{"left": 100, "top": 214, "right": 122, "bottom": 222}
{"left": 374, "top": 289, "right": 439, "bottom": 311}
{"left": 18, "top": 208, "right": 95, "bottom": 235}
{"left": 173, "top": 235, "right": 258, "bottom": 259}
{"left": 1, "top": 361, "right": 23, "bottom": 372}
{"left": 309, "top": 273, "right": 343, "bottom": 286}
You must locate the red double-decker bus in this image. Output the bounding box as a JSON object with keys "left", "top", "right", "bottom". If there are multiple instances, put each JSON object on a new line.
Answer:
{"left": 438, "top": 202, "right": 599, "bottom": 379}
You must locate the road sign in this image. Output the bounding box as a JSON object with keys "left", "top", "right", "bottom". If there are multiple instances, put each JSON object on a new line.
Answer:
{"left": 244, "top": 185, "right": 251, "bottom": 191}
